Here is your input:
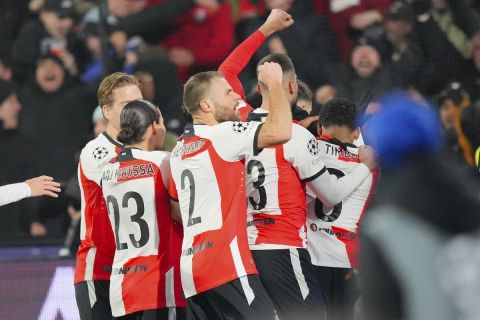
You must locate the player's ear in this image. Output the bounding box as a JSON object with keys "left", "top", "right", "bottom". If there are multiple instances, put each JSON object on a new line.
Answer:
{"left": 199, "top": 99, "right": 211, "bottom": 113}
{"left": 353, "top": 127, "right": 360, "bottom": 140}
{"left": 289, "top": 80, "right": 296, "bottom": 95}
{"left": 101, "top": 105, "right": 111, "bottom": 120}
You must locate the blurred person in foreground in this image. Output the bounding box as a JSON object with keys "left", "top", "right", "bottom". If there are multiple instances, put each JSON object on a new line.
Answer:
{"left": 359, "top": 91, "right": 480, "bottom": 320}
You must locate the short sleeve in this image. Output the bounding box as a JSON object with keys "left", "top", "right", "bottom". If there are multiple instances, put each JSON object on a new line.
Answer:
{"left": 212, "top": 121, "right": 264, "bottom": 161}
{"left": 284, "top": 124, "right": 326, "bottom": 181}
{"left": 156, "top": 151, "right": 171, "bottom": 190}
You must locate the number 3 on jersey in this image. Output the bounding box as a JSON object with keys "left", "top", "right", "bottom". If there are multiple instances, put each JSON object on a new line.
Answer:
{"left": 106, "top": 191, "right": 149, "bottom": 251}
{"left": 315, "top": 168, "right": 345, "bottom": 222}
{"left": 247, "top": 160, "right": 267, "bottom": 210}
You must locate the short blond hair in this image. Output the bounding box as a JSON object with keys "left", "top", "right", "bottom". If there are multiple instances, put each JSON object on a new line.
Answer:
{"left": 183, "top": 71, "right": 223, "bottom": 115}
{"left": 97, "top": 72, "right": 141, "bottom": 107}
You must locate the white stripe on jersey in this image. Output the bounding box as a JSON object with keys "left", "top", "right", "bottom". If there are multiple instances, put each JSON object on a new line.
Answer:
{"left": 87, "top": 280, "right": 97, "bottom": 308}
{"left": 165, "top": 267, "right": 176, "bottom": 307}
{"left": 109, "top": 265, "right": 126, "bottom": 316}
{"left": 230, "top": 236, "right": 254, "bottom": 305}
{"left": 85, "top": 247, "right": 96, "bottom": 280}
{"left": 289, "top": 249, "right": 309, "bottom": 300}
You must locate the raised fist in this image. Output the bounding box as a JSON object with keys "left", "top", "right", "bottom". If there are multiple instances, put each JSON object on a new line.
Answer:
{"left": 259, "top": 9, "right": 294, "bottom": 37}
{"left": 257, "top": 62, "right": 283, "bottom": 86}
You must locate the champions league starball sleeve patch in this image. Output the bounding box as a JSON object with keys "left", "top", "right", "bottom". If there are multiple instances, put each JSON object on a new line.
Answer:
{"left": 231, "top": 121, "right": 250, "bottom": 133}
{"left": 307, "top": 138, "right": 319, "bottom": 156}
{"left": 92, "top": 146, "right": 109, "bottom": 160}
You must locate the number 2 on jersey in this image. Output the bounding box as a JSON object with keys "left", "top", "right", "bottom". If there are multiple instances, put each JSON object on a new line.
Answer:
{"left": 247, "top": 160, "right": 267, "bottom": 210}
{"left": 181, "top": 169, "right": 202, "bottom": 227}
{"left": 315, "top": 168, "right": 345, "bottom": 222}
{"left": 106, "top": 192, "right": 149, "bottom": 250}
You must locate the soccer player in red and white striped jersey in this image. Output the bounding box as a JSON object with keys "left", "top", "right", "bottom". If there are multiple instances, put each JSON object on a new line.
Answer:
{"left": 102, "top": 100, "right": 185, "bottom": 319}
{"left": 245, "top": 54, "right": 376, "bottom": 320}
{"left": 307, "top": 98, "right": 379, "bottom": 320}
{"left": 74, "top": 73, "right": 143, "bottom": 320}
{"left": 169, "top": 62, "right": 292, "bottom": 319}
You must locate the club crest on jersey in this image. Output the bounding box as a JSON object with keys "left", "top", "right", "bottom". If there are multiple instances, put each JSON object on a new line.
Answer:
{"left": 92, "top": 146, "right": 109, "bottom": 160}
{"left": 307, "top": 138, "right": 319, "bottom": 156}
{"left": 232, "top": 121, "right": 250, "bottom": 133}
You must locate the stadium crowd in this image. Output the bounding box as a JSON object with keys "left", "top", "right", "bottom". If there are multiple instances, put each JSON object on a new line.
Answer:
{"left": 1, "top": 0, "right": 480, "bottom": 319}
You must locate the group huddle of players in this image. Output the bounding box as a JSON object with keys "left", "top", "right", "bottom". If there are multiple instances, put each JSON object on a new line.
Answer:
{"left": 72, "top": 9, "right": 378, "bottom": 320}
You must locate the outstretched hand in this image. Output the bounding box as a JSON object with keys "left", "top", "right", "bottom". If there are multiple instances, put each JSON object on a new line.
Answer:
{"left": 25, "top": 176, "right": 61, "bottom": 198}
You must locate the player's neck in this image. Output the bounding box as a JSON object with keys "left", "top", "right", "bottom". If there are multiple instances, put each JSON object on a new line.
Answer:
{"left": 127, "top": 140, "right": 150, "bottom": 151}
{"left": 322, "top": 126, "right": 355, "bottom": 144}
{"left": 192, "top": 114, "right": 218, "bottom": 126}
{"left": 105, "top": 125, "right": 120, "bottom": 142}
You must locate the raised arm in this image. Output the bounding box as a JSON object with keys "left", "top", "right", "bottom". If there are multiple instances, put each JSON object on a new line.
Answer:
{"left": 218, "top": 9, "right": 294, "bottom": 98}
{"left": 256, "top": 62, "right": 292, "bottom": 148}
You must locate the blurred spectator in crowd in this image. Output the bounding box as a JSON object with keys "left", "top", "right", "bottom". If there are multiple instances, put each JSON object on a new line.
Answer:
{"left": 0, "top": 53, "right": 13, "bottom": 82}
{"left": 328, "top": 36, "right": 397, "bottom": 114}
{"left": 237, "top": 0, "right": 339, "bottom": 94}
{"left": 17, "top": 54, "right": 96, "bottom": 182}
{"left": 12, "top": 0, "right": 88, "bottom": 82}
{"left": 462, "top": 31, "right": 480, "bottom": 103}
{"left": 360, "top": 91, "right": 480, "bottom": 320}
{"left": 381, "top": 1, "right": 424, "bottom": 88}
{"left": 413, "top": 0, "right": 480, "bottom": 95}
{"left": 0, "top": 0, "right": 31, "bottom": 55}
{"left": 437, "top": 82, "right": 475, "bottom": 166}
{"left": 154, "top": 0, "right": 234, "bottom": 80}
{"left": 0, "top": 79, "right": 41, "bottom": 238}
{"left": 460, "top": 102, "right": 480, "bottom": 164}
{"left": 314, "top": 0, "right": 391, "bottom": 63}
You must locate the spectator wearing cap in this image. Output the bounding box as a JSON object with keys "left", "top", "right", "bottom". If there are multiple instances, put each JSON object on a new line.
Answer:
{"left": 0, "top": 79, "right": 43, "bottom": 238}
{"left": 17, "top": 54, "right": 96, "bottom": 181}
{"left": 380, "top": 0, "right": 425, "bottom": 88}
{"left": 327, "top": 36, "right": 397, "bottom": 115}
{"left": 437, "top": 82, "right": 475, "bottom": 166}
{"left": 11, "top": 0, "right": 88, "bottom": 81}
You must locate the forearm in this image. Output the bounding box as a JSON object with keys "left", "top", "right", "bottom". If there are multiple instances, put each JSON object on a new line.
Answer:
{"left": 260, "top": 82, "right": 292, "bottom": 147}
{"left": 308, "top": 164, "right": 370, "bottom": 207}
{"left": 0, "top": 183, "right": 31, "bottom": 207}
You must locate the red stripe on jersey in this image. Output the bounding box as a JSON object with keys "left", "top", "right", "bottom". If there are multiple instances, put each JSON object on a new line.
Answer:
{"left": 189, "top": 145, "right": 257, "bottom": 294}
{"left": 74, "top": 162, "right": 115, "bottom": 283}
{"left": 239, "top": 104, "right": 253, "bottom": 122}
{"left": 252, "top": 145, "right": 307, "bottom": 247}
{"left": 181, "top": 137, "right": 212, "bottom": 160}
{"left": 116, "top": 159, "right": 157, "bottom": 183}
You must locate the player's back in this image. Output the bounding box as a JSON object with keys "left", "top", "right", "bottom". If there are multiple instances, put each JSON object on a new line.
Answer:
{"left": 102, "top": 148, "right": 184, "bottom": 317}
{"left": 307, "top": 136, "right": 378, "bottom": 268}
{"left": 75, "top": 132, "right": 121, "bottom": 284}
{"left": 170, "top": 121, "right": 262, "bottom": 298}
{"left": 245, "top": 117, "right": 324, "bottom": 249}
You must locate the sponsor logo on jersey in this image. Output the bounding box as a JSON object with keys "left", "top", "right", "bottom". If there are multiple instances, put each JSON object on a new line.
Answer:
{"left": 112, "top": 265, "right": 148, "bottom": 275}
{"left": 173, "top": 139, "right": 206, "bottom": 157}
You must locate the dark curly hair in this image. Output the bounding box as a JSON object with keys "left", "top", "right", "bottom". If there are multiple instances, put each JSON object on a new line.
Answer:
{"left": 319, "top": 98, "right": 357, "bottom": 131}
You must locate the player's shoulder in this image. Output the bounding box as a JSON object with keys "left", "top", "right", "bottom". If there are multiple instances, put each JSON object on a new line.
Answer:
{"left": 80, "top": 133, "right": 120, "bottom": 163}
{"left": 217, "top": 121, "right": 257, "bottom": 134}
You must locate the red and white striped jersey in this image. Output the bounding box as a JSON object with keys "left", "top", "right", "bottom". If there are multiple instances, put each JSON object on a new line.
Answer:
{"left": 246, "top": 109, "right": 327, "bottom": 250}
{"left": 307, "top": 136, "right": 378, "bottom": 269}
{"left": 74, "top": 132, "right": 120, "bottom": 284}
{"left": 169, "top": 122, "right": 262, "bottom": 298}
{"left": 102, "top": 148, "right": 185, "bottom": 317}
